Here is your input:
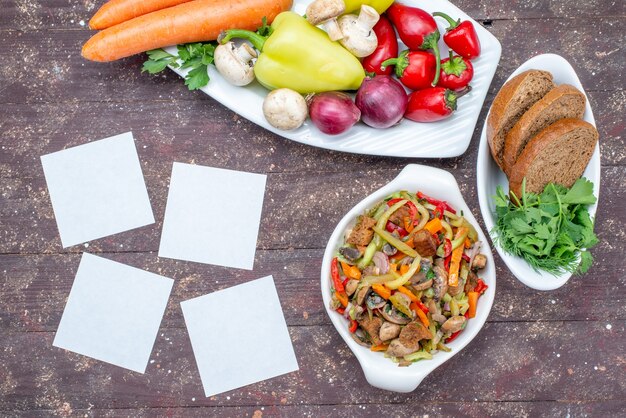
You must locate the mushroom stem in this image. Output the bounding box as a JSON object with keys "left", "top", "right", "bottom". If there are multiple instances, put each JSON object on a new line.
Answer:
{"left": 356, "top": 5, "right": 379, "bottom": 31}
{"left": 235, "top": 43, "right": 257, "bottom": 62}
{"left": 337, "top": 5, "right": 380, "bottom": 57}
{"left": 306, "top": 0, "right": 346, "bottom": 41}
{"left": 323, "top": 20, "right": 344, "bottom": 41}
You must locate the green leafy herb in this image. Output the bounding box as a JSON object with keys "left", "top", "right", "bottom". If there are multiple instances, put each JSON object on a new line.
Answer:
{"left": 142, "top": 42, "right": 216, "bottom": 90}
{"left": 492, "top": 178, "right": 598, "bottom": 275}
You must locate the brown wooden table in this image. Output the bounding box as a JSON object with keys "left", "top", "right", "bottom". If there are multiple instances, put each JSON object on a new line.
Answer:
{"left": 1, "top": 1, "right": 625, "bottom": 416}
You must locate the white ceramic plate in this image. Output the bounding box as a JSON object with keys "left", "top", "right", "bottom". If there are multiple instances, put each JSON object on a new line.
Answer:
{"left": 166, "top": 0, "right": 501, "bottom": 158}
{"left": 476, "top": 53, "right": 601, "bottom": 291}
{"left": 320, "top": 164, "right": 496, "bottom": 392}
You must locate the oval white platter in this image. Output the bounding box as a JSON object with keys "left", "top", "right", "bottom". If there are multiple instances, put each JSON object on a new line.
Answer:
{"left": 165, "top": 0, "right": 501, "bottom": 158}
{"left": 321, "top": 164, "right": 496, "bottom": 392}
{"left": 476, "top": 53, "right": 601, "bottom": 291}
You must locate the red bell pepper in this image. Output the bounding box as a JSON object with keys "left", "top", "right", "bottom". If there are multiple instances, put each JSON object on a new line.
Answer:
{"left": 342, "top": 277, "right": 351, "bottom": 288}
{"left": 331, "top": 257, "right": 345, "bottom": 292}
{"left": 462, "top": 253, "right": 471, "bottom": 263}
{"left": 381, "top": 50, "right": 437, "bottom": 91}
{"left": 475, "top": 278, "right": 488, "bottom": 294}
{"left": 349, "top": 319, "right": 358, "bottom": 333}
{"left": 386, "top": 221, "right": 408, "bottom": 237}
{"left": 413, "top": 299, "right": 429, "bottom": 314}
{"left": 387, "top": 2, "right": 442, "bottom": 85}
{"left": 438, "top": 51, "right": 474, "bottom": 91}
{"left": 404, "top": 86, "right": 471, "bottom": 123}
{"left": 446, "top": 329, "right": 462, "bottom": 343}
{"left": 337, "top": 307, "right": 346, "bottom": 315}
{"left": 417, "top": 191, "right": 458, "bottom": 214}
{"left": 444, "top": 254, "right": 452, "bottom": 271}
{"left": 433, "top": 11, "right": 481, "bottom": 59}
{"left": 362, "top": 15, "right": 398, "bottom": 76}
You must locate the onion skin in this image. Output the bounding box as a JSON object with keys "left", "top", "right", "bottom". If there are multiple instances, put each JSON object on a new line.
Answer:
{"left": 308, "top": 92, "right": 361, "bottom": 135}
{"left": 355, "top": 76, "right": 408, "bottom": 128}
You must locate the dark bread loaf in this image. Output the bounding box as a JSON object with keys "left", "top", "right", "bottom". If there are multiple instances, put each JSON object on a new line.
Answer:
{"left": 487, "top": 70, "right": 555, "bottom": 170}
{"left": 502, "top": 84, "right": 586, "bottom": 175}
{"left": 508, "top": 118, "right": 598, "bottom": 198}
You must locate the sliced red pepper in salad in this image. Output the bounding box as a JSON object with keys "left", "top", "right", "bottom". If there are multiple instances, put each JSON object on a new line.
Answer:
{"left": 417, "top": 191, "right": 457, "bottom": 214}
{"left": 474, "top": 278, "right": 489, "bottom": 294}
{"left": 331, "top": 257, "right": 345, "bottom": 293}
{"left": 349, "top": 319, "right": 358, "bottom": 333}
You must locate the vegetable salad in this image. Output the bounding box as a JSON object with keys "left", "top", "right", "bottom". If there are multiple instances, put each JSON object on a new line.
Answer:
{"left": 330, "top": 191, "right": 488, "bottom": 366}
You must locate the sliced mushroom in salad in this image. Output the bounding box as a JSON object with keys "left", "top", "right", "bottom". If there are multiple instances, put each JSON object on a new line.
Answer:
{"left": 330, "top": 190, "right": 489, "bottom": 366}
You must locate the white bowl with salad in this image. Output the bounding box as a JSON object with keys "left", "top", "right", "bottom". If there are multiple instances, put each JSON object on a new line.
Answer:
{"left": 320, "top": 164, "right": 496, "bottom": 393}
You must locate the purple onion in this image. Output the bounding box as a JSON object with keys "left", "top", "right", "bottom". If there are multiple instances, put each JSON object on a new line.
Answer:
{"left": 307, "top": 92, "right": 360, "bottom": 135}
{"left": 355, "top": 76, "right": 408, "bottom": 129}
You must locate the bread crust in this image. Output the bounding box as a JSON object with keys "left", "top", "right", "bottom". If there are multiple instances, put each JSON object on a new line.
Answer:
{"left": 502, "top": 84, "right": 586, "bottom": 175}
{"left": 508, "top": 118, "right": 598, "bottom": 198}
{"left": 487, "top": 70, "right": 554, "bottom": 170}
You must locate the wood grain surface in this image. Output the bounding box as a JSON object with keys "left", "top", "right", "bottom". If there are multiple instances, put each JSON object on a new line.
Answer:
{"left": 1, "top": 0, "right": 624, "bottom": 416}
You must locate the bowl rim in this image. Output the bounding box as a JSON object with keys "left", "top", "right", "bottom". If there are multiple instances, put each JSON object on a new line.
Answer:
{"left": 320, "top": 164, "right": 497, "bottom": 392}
{"left": 475, "top": 53, "right": 601, "bottom": 291}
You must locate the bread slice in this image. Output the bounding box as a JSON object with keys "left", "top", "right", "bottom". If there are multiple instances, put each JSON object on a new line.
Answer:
{"left": 487, "top": 70, "right": 555, "bottom": 170}
{"left": 508, "top": 118, "right": 598, "bottom": 198}
{"left": 502, "top": 84, "right": 586, "bottom": 175}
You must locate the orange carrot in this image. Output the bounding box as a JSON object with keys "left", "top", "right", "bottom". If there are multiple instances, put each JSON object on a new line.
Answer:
{"left": 336, "top": 291, "right": 349, "bottom": 308}
{"left": 448, "top": 244, "right": 464, "bottom": 286}
{"left": 89, "top": 0, "right": 193, "bottom": 30}
{"left": 390, "top": 251, "right": 406, "bottom": 262}
{"left": 423, "top": 217, "right": 442, "bottom": 234}
{"left": 82, "top": 0, "right": 293, "bottom": 62}
{"left": 467, "top": 291, "right": 479, "bottom": 318}
{"left": 413, "top": 304, "right": 430, "bottom": 327}
{"left": 399, "top": 264, "right": 410, "bottom": 276}
{"left": 341, "top": 261, "right": 361, "bottom": 280}
{"left": 397, "top": 285, "right": 417, "bottom": 302}
{"left": 403, "top": 216, "right": 414, "bottom": 233}
{"left": 372, "top": 284, "right": 391, "bottom": 300}
{"left": 371, "top": 344, "right": 389, "bottom": 352}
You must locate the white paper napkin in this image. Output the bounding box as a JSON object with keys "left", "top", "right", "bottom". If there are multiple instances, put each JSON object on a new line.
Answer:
{"left": 181, "top": 276, "right": 298, "bottom": 397}
{"left": 41, "top": 132, "right": 155, "bottom": 247}
{"left": 53, "top": 253, "right": 174, "bottom": 373}
{"left": 158, "top": 163, "right": 267, "bottom": 270}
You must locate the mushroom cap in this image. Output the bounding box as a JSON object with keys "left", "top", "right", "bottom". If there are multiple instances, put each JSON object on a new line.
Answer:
{"left": 386, "top": 338, "right": 420, "bottom": 357}
{"left": 262, "top": 88, "right": 308, "bottom": 131}
{"left": 306, "top": 0, "right": 346, "bottom": 25}
{"left": 214, "top": 42, "right": 256, "bottom": 87}
{"left": 380, "top": 303, "right": 412, "bottom": 325}
{"left": 338, "top": 13, "right": 378, "bottom": 57}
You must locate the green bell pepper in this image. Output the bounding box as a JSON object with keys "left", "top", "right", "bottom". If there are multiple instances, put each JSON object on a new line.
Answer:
{"left": 344, "top": 0, "right": 395, "bottom": 14}
{"left": 220, "top": 12, "right": 365, "bottom": 94}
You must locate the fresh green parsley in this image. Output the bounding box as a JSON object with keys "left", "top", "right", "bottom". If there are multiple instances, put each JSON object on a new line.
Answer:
{"left": 492, "top": 178, "right": 598, "bottom": 275}
{"left": 142, "top": 42, "right": 217, "bottom": 90}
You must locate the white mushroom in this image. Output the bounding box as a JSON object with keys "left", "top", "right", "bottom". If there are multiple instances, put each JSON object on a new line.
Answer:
{"left": 306, "top": 0, "right": 345, "bottom": 41}
{"left": 214, "top": 42, "right": 257, "bottom": 86}
{"left": 338, "top": 5, "right": 380, "bottom": 57}
{"left": 262, "top": 88, "right": 308, "bottom": 131}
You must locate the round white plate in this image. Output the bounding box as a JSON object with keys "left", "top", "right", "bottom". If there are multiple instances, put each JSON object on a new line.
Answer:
{"left": 166, "top": 0, "right": 502, "bottom": 158}
{"left": 476, "top": 53, "right": 601, "bottom": 291}
{"left": 321, "top": 164, "right": 496, "bottom": 392}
